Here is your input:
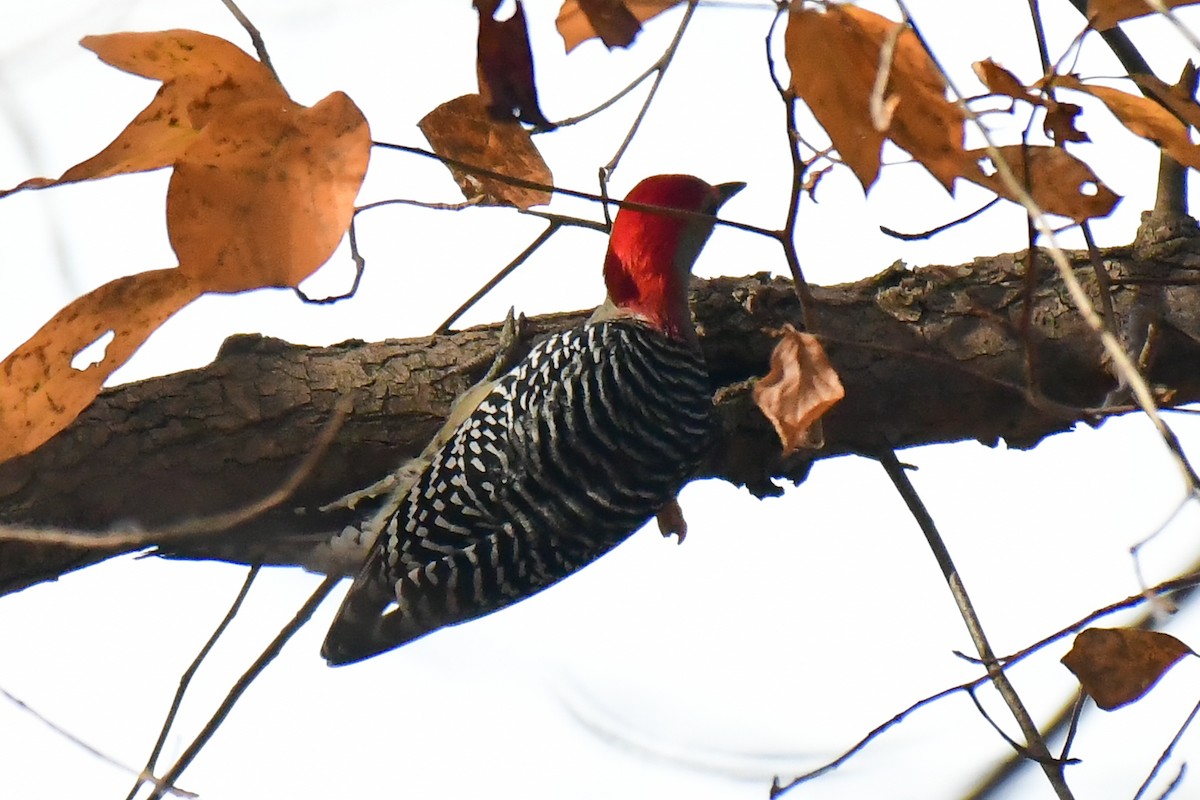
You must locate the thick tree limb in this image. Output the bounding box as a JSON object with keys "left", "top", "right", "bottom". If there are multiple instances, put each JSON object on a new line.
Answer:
{"left": 2, "top": 233, "right": 1199, "bottom": 594}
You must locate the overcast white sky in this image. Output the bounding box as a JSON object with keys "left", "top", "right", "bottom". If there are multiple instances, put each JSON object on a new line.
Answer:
{"left": 1, "top": 1, "right": 1199, "bottom": 799}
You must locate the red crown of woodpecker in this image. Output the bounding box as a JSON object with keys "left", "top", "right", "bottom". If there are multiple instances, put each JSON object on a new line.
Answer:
{"left": 603, "top": 174, "right": 744, "bottom": 340}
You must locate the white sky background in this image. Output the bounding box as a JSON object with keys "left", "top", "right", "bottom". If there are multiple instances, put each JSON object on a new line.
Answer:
{"left": 0, "top": 1, "right": 1199, "bottom": 798}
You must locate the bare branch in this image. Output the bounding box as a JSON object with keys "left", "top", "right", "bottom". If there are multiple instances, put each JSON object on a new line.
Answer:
{"left": 146, "top": 576, "right": 339, "bottom": 800}
{"left": 878, "top": 448, "right": 1075, "bottom": 799}
{"left": 0, "top": 685, "right": 195, "bottom": 798}
{"left": 125, "top": 566, "right": 260, "bottom": 800}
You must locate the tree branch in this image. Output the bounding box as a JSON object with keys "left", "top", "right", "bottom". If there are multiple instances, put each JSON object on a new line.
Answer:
{"left": 2, "top": 236, "right": 1199, "bottom": 593}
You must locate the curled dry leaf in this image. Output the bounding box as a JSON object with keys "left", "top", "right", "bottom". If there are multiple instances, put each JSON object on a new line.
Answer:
{"left": 476, "top": 0, "right": 554, "bottom": 129}
{"left": 557, "top": 0, "right": 682, "bottom": 53}
{"left": 964, "top": 145, "right": 1119, "bottom": 222}
{"left": 1053, "top": 74, "right": 1200, "bottom": 170}
{"left": 0, "top": 29, "right": 371, "bottom": 463}
{"left": 785, "top": 5, "right": 966, "bottom": 192}
{"left": 655, "top": 497, "right": 687, "bottom": 544}
{"left": 0, "top": 270, "right": 201, "bottom": 462}
{"left": 973, "top": 58, "right": 1087, "bottom": 143}
{"left": 1088, "top": 0, "right": 1200, "bottom": 30}
{"left": 752, "top": 325, "right": 845, "bottom": 455}
{"left": 973, "top": 58, "right": 1030, "bottom": 102}
{"left": 419, "top": 93, "right": 552, "bottom": 210}
{"left": 1061, "top": 627, "right": 1193, "bottom": 710}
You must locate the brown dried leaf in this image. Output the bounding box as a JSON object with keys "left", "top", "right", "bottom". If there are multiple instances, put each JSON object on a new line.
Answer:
{"left": 556, "top": 0, "right": 682, "bottom": 53}
{"left": 1, "top": 30, "right": 285, "bottom": 197}
{"left": 1062, "top": 627, "right": 1193, "bottom": 710}
{"left": 656, "top": 497, "right": 687, "bottom": 544}
{"left": 973, "top": 58, "right": 1030, "bottom": 101}
{"left": 963, "top": 145, "right": 1119, "bottom": 222}
{"left": 1133, "top": 72, "right": 1200, "bottom": 130}
{"left": 1088, "top": 0, "right": 1200, "bottom": 30}
{"left": 1043, "top": 101, "right": 1089, "bottom": 144}
{"left": 476, "top": 0, "right": 553, "bottom": 129}
{"left": 1054, "top": 74, "right": 1200, "bottom": 170}
{"left": 419, "top": 93, "right": 552, "bottom": 210}
{"left": 973, "top": 59, "right": 1088, "bottom": 143}
{"left": 0, "top": 270, "right": 201, "bottom": 462}
{"left": 785, "top": 6, "right": 966, "bottom": 192}
{"left": 752, "top": 325, "right": 845, "bottom": 455}
{"left": 168, "top": 91, "right": 371, "bottom": 292}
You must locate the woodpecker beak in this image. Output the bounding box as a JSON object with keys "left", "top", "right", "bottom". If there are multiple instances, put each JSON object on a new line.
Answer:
{"left": 713, "top": 181, "right": 746, "bottom": 210}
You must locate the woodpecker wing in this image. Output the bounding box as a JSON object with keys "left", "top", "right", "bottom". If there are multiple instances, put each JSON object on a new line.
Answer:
{"left": 321, "top": 320, "right": 713, "bottom": 665}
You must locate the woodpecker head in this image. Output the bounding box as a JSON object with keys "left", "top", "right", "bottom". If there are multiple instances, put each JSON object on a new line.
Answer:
{"left": 602, "top": 174, "right": 744, "bottom": 341}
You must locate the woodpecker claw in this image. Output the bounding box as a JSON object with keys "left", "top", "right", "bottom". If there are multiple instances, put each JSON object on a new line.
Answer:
{"left": 656, "top": 498, "right": 688, "bottom": 545}
{"left": 484, "top": 306, "right": 530, "bottom": 382}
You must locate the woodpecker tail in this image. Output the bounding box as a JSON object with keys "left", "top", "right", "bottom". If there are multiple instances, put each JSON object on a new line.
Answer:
{"left": 321, "top": 550, "right": 416, "bottom": 665}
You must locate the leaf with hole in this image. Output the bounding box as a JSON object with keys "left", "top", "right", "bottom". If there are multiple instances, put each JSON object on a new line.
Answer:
{"left": 962, "top": 145, "right": 1119, "bottom": 222}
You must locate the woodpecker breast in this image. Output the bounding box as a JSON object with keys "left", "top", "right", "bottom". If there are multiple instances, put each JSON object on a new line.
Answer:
{"left": 321, "top": 318, "right": 713, "bottom": 665}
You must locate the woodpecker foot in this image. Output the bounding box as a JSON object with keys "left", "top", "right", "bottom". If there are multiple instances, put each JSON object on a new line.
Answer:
{"left": 656, "top": 498, "right": 688, "bottom": 545}
{"left": 484, "top": 306, "right": 530, "bottom": 382}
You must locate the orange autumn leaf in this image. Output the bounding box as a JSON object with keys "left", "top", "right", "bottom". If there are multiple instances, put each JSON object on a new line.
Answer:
{"left": 0, "top": 29, "right": 371, "bottom": 463}
{"left": 419, "top": 93, "right": 552, "bottom": 210}
{"left": 1, "top": 30, "right": 286, "bottom": 196}
{"left": 1088, "top": 0, "right": 1200, "bottom": 29}
{"left": 753, "top": 325, "right": 845, "bottom": 454}
{"left": 1052, "top": 74, "right": 1200, "bottom": 170}
{"left": 169, "top": 91, "right": 371, "bottom": 292}
{"left": 0, "top": 270, "right": 200, "bottom": 462}
{"left": 557, "top": 0, "right": 683, "bottom": 52}
{"left": 963, "top": 145, "right": 1119, "bottom": 221}
{"left": 1062, "top": 627, "right": 1193, "bottom": 710}
{"left": 785, "top": 6, "right": 966, "bottom": 192}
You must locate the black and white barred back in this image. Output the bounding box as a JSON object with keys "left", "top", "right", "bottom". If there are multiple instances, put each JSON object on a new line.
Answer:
{"left": 322, "top": 319, "right": 714, "bottom": 664}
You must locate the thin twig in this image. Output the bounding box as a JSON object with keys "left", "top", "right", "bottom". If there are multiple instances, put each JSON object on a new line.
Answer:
{"left": 371, "top": 141, "right": 776, "bottom": 240}
{"left": 295, "top": 218, "right": 366, "bottom": 305}
{"left": 765, "top": 2, "right": 814, "bottom": 327}
{"left": 146, "top": 576, "right": 339, "bottom": 800}
{"left": 602, "top": 0, "right": 699, "bottom": 180}
{"left": 435, "top": 222, "right": 561, "bottom": 334}
{"left": 879, "top": 198, "right": 999, "bottom": 240}
{"left": 771, "top": 682, "right": 968, "bottom": 795}
{"left": 219, "top": 0, "right": 278, "bottom": 81}
{"left": 1152, "top": 763, "right": 1188, "bottom": 800}
{"left": 0, "top": 686, "right": 195, "bottom": 798}
{"left": 1133, "top": 696, "right": 1200, "bottom": 800}
{"left": 125, "top": 566, "right": 260, "bottom": 800}
{"left": 0, "top": 398, "right": 352, "bottom": 548}
{"left": 878, "top": 448, "right": 1074, "bottom": 799}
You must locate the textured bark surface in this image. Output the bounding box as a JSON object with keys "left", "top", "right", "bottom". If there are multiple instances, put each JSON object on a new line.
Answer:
{"left": 3, "top": 226, "right": 1199, "bottom": 594}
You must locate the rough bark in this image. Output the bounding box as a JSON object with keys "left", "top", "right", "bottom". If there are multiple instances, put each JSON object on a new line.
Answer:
{"left": 2, "top": 224, "right": 1199, "bottom": 594}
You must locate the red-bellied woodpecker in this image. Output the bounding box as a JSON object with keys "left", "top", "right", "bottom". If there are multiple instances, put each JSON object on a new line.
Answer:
{"left": 321, "top": 174, "right": 744, "bottom": 665}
